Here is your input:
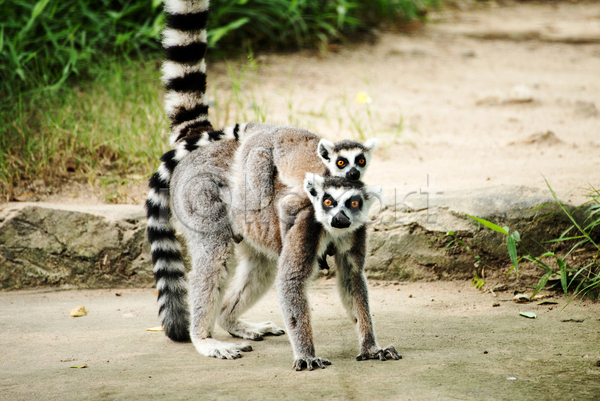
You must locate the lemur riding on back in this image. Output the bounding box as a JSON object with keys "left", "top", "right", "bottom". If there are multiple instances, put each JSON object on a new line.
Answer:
{"left": 145, "top": 0, "right": 400, "bottom": 371}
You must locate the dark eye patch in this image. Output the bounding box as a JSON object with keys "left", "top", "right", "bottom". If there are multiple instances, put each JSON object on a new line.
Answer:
{"left": 322, "top": 193, "right": 337, "bottom": 209}
{"left": 336, "top": 157, "right": 348, "bottom": 169}
{"left": 345, "top": 195, "right": 363, "bottom": 211}
{"left": 355, "top": 154, "right": 366, "bottom": 166}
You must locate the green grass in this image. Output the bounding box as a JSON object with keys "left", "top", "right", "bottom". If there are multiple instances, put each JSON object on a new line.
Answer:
{"left": 466, "top": 181, "right": 600, "bottom": 304}
{"left": 0, "top": 0, "right": 439, "bottom": 200}
{"left": 0, "top": 58, "right": 169, "bottom": 201}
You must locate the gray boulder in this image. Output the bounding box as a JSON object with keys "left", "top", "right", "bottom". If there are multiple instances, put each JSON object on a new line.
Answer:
{"left": 0, "top": 204, "right": 152, "bottom": 290}
{"left": 364, "top": 185, "right": 588, "bottom": 281}
{"left": 0, "top": 186, "right": 589, "bottom": 290}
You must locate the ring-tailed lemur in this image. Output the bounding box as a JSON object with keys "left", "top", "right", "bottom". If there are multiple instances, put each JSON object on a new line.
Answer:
{"left": 146, "top": 122, "right": 376, "bottom": 340}
{"left": 146, "top": 0, "right": 400, "bottom": 369}
{"left": 146, "top": 123, "right": 400, "bottom": 368}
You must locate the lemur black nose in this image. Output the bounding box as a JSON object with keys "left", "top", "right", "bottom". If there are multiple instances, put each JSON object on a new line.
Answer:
{"left": 346, "top": 168, "right": 360, "bottom": 181}
{"left": 331, "top": 211, "right": 351, "bottom": 229}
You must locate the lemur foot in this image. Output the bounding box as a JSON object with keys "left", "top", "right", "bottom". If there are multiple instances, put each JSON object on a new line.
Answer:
{"left": 227, "top": 321, "right": 285, "bottom": 341}
{"left": 356, "top": 345, "right": 402, "bottom": 361}
{"left": 192, "top": 338, "right": 253, "bottom": 360}
{"left": 293, "top": 357, "right": 332, "bottom": 371}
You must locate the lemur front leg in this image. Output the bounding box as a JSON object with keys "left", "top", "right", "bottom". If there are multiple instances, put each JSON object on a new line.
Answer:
{"left": 277, "top": 208, "right": 331, "bottom": 371}
{"left": 335, "top": 226, "right": 402, "bottom": 362}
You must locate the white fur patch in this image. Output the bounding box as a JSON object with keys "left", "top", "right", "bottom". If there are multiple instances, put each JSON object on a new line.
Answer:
{"left": 223, "top": 125, "right": 236, "bottom": 139}
{"left": 157, "top": 163, "right": 172, "bottom": 182}
{"left": 164, "top": 91, "right": 207, "bottom": 115}
{"left": 164, "top": 0, "right": 209, "bottom": 15}
{"left": 154, "top": 259, "right": 186, "bottom": 275}
{"left": 147, "top": 188, "right": 169, "bottom": 209}
{"left": 162, "top": 29, "right": 207, "bottom": 48}
{"left": 192, "top": 338, "right": 250, "bottom": 359}
{"left": 173, "top": 145, "right": 190, "bottom": 162}
{"left": 151, "top": 238, "right": 182, "bottom": 253}
{"left": 147, "top": 216, "right": 171, "bottom": 229}
{"left": 161, "top": 59, "right": 206, "bottom": 83}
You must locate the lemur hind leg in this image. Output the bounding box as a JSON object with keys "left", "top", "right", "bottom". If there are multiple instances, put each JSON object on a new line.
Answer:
{"left": 171, "top": 164, "right": 252, "bottom": 360}
{"left": 184, "top": 228, "right": 252, "bottom": 359}
{"left": 219, "top": 241, "right": 284, "bottom": 341}
{"left": 277, "top": 208, "right": 331, "bottom": 371}
{"left": 334, "top": 226, "right": 401, "bottom": 362}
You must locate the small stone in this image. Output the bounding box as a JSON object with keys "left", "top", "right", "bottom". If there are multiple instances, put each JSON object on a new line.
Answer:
{"left": 70, "top": 306, "right": 87, "bottom": 317}
{"left": 507, "top": 85, "right": 533, "bottom": 103}
{"left": 493, "top": 284, "right": 508, "bottom": 292}
{"left": 513, "top": 294, "right": 531, "bottom": 303}
{"left": 462, "top": 50, "right": 476, "bottom": 58}
{"left": 493, "top": 303, "right": 500, "bottom": 307}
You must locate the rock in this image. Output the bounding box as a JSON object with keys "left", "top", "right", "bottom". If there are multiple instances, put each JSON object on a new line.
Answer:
{"left": 364, "top": 185, "right": 590, "bottom": 281}
{"left": 0, "top": 185, "right": 593, "bottom": 289}
{"left": 0, "top": 204, "right": 152, "bottom": 290}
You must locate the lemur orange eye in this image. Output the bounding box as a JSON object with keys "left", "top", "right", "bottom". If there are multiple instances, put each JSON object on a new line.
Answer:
{"left": 351, "top": 200, "right": 359, "bottom": 208}
{"left": 358, "top": 158, "right": 365, "bottom": 165}
{"left": 324, "top": 199, "right": 332, "bottom": 207}
{"left": 337, "top": 160, "right": 345, "bottom": 167}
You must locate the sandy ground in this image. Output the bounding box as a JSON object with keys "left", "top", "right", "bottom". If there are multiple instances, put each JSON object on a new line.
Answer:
{"left": 239, "top": 1, "right": 600, "bottom": 205}
{"left": 11, "top": 2, "right": 598, "bottom": 209}
{"left": 19, "top": 1, "right": 599, "bottom": 208}
{"left": 1, "top": 280, "right": 599, "bottom": 400}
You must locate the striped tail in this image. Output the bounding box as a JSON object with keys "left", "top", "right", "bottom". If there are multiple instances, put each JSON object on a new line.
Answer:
{"left": 162, "top": 0, "right": 213, "bottom": 145}
{"left": 146, "top": 124, "right": 244, "bottom": 341}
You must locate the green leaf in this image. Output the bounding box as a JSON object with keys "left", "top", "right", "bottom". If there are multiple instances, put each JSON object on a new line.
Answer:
{"left": 558, "top": 258, "right": 568, "bottom": 297}
{"left": 507, "top": 236, "right": 518, "bottom": 274}
{"left": 510, "top": 231, "right": 520, "bottom": 242}
{"left": 532, "top": 270, "right": 553, "bottom": 298}
{"left": 519, "top": 311, "right": 537, "bottom": 319}
{"left": 466, "top": 214, "right": 509, "bottom": 235}
{"left": 208, "top": 17, "right": 250, "bottom": 47}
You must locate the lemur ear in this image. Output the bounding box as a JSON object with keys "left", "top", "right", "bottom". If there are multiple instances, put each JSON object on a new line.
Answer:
{"left": 304, "top": 173, "right": 325, "bottom": 199}
{"left": 318, "top": 139, "right": 335, "bottom": 162}
{"left": 364, "top": 185, "right": 383, "bottom": 210}
{"left": 364, "top": 138, "right": 379, "bottom": 152}
{"left": 365, "top": 185, "right": 383, "bottom": 197}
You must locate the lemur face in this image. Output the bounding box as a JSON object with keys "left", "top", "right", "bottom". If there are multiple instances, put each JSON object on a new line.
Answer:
{"left": 304, "top": 174, "right": 382, "bottom": 235}
{"left": 317, "top": 138, "right": 379, "bottom": 182}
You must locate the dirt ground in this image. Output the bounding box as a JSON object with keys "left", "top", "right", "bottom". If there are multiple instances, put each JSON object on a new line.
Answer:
{"left": 1, "top": 280, "right": 599, "bottom": 400}
{"left": 22, "top": 1, "right": 600, "bottom": 208}
{"left": 26, "top": 0, "right": 600, "bottom": 208}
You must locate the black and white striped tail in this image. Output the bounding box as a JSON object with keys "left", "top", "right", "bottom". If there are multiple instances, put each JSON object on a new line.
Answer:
{"left": 162, "top": 0, "right": 213, "bottom": 145}
{"left": 146, "top": 124, "right": 244, "bottom": 341}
